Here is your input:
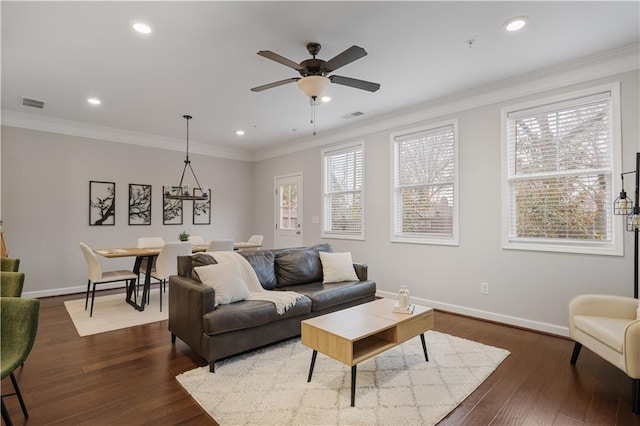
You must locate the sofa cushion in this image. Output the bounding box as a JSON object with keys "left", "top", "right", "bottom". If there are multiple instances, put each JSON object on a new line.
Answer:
{"left": 203, "top": 297, "right": 313, "bottom": 335}
{"left": 278, "top": 280, "right": 376, "bottom": 311}
{"left": 239, "top": 250, "right": 277, "bottom": 290}
{"left": 195, "top": 262, "right": 251, "bottom": 306}
{"left": 274, "top": 244, "right": 333, "bottom": 287}
{"left": 319, "top": 252, "right": 359, "bottom": 283}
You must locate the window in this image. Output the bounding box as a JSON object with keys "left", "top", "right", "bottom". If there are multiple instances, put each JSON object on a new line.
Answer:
{"left": 502, "top": 84, "right": 622, "bottom": 255}
{"left": 322, "top": 142, "right": 364, "bottom": 239}
{"left": 391, "top": 121, "right": 458, "bottom": 245}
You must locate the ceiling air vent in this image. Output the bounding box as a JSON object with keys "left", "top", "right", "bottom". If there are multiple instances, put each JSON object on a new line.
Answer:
{"left": 22, "top": 97, "right": 45, "bottom": 109}
{"left": 341, "top": 111, "right": 364, "bottom": 120}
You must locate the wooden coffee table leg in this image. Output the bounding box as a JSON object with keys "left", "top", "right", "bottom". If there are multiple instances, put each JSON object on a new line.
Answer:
{"left": 420, "top": 333, "right": 429, "bottom": 362}
{"left": 307, "top": 350, "right": 318, "bottom": 382}
{"left": 351, "top": 365, "right": 357, "bottom": 407}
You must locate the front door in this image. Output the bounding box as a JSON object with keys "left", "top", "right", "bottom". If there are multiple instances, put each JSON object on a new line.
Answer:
{"left": 274, "top": 173, "right": 303, "bottom": 249}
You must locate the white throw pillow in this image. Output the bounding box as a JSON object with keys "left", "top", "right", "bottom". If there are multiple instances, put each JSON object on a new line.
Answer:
{"left": 195, "top": 261, "right": 251, "bottom": 306}
{"left": 319, "top": 251, "right": 359, "bottom": 284}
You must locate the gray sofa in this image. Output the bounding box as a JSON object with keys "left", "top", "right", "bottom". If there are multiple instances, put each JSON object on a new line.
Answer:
{"left": 169, "top": 243, "right": 376, "bottom": 372}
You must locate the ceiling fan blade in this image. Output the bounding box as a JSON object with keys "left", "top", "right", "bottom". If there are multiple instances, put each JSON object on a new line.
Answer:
{"left": 329, "top": 75, "right": 380, "bottom": 92}
{"left": 250, "top": 77, "right": 300, "bottom": 92}
{"left": 257, "top": 50, "right": 303, "bottom": 71}
{"left": 322, "top": 46, "right": 367, "bottom": 73}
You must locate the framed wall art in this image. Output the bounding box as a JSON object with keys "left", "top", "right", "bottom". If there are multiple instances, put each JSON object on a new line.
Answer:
{"left": 129, "top": 184, "right": 152, "bottom": 225}
{"left": 193, "top": 189, "right": 211, "bottom": 225}
{"left": 163, "top": 193, "right": 183, "bottom": 225}
{"left": 89, "top": 180, "right": 116, "bottom": 226}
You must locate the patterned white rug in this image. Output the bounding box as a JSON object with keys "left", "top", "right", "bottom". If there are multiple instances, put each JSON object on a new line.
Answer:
{"left": 64, "top": 288, "right": 167, "bottom": 337}
{"left": 176, "top": 330, "right": 510, "bottom": 425}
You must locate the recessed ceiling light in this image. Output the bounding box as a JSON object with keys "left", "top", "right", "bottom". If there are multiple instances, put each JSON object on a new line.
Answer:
{"left": 132, "top": 22, "right": 152, "bottom": 34}
{"left": 236, "top": 130, "right": 245, "bottom": 136}
{"left": 321, "top": 96, "right": 331, "bottom": 103}
{"left": 504, "top": 16, "right": 528, "bottom": 32}
{"left": 87, "top": 97, "right": 101, "bottom": 105}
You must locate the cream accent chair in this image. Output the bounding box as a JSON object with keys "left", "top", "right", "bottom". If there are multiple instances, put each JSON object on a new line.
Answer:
{"left": 149, "top": 241, "right": 192, "bottom": 311}
{"left": 569, "top": 294, "right": 640, "bottom": 414}
{"left": 79, "top": 242, "right": 137, "bottom": 317}
{"left": 189, "top": 235, "right": 206, "bottom": 246}
{"left": 207, "top": 239, "right": 234, "bottom": 251}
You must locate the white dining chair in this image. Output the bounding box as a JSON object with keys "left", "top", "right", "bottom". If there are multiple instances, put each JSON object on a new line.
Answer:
{"left": 149, "top": 241, "right": 192, "bottom": 311}
{"left": 136, "top": 237, "right": 165, "bottom": 294}
{"left": 247, "top": 235, "right": 264, "bottom": 246}
{"left": 79, "top": 242, "right": 137, "bottom": 317}
{"left": 238, "top": 234, "right": 263, "bottom": 251}
{"left": 137, "top": 237, "right": 165, "bottom": 248}
{"left": 207, "top": 240, "right": 234, "bottom": 251}
{"left": 189, "top": 235, "right": 206, "bottom": 246}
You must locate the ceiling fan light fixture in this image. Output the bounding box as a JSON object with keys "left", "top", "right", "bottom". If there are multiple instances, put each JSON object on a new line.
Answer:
{"left": 297, "top": 75, "right": 330, "bottom": 98}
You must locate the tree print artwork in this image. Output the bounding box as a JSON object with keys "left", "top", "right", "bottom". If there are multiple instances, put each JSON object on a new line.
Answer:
{"left": 89, "top": 181, "right": 115, "bottom": 226}
{"left": 163, "top": 193, "right": 183, "bottom": 225}
{"left": 129, "top": 184, "right": 152, "bottom": 225}
{"left": 193, "top": 190, "right": 211, "bottom": 225}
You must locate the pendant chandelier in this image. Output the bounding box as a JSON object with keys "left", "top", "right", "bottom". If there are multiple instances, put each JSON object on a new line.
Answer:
{"left": 163, "top": 115, "right": 208, "bottom": 201}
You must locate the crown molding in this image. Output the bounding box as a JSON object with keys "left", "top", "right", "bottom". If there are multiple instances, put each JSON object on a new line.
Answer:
{"left": 0, "top": 110, "right": 253, "bottom": 162}
{"left": 2, "top": 44, "right": 637, "bottom": 164}
{"left": 253, "top": 43, "right": 640, "bottom": 162}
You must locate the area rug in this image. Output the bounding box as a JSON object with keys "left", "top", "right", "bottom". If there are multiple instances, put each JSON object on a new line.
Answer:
{"left": 64, "top": 288, "right": 168, "bottom": 337}
{"left": 176, "top": 330, "right": 510, "bottom": 425}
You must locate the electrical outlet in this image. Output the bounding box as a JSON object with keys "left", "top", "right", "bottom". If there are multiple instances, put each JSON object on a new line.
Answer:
{"left": 480, "top": 282, "right": 489, "bottom": 295}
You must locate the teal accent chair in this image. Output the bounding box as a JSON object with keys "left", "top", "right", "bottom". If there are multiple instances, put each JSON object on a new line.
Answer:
{"left": 0, "top": 272, "right": 25, "bottom": 297}
{"left": 0, "top": 258, "right": 20, "bottom": 272}
{"left": 1, "top": 297, "right": 40, "bottom": 425}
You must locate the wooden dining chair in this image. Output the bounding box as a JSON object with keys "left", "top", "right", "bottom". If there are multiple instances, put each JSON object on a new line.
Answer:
{"left": 79, "top": 242, "right": 138, "bottom": 317}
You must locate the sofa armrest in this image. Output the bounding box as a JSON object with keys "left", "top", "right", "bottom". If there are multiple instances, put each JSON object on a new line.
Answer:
{"left": 169, "top": 275, "right": 216, "bottom": 357}
{"left": 353, "top": 263, "right": 368, "bottom": 281}
{"left": 625, "top": 320, "right": 640, "bottom": 378}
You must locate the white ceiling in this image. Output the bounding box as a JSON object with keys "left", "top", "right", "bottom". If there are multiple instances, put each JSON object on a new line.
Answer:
{"left": 2, "top": 1, "right": 639, "bottom": 155}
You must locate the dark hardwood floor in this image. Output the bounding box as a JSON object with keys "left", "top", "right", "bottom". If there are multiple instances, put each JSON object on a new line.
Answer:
{"left": 2, "top": 290, "right": 639, "bottom": 425}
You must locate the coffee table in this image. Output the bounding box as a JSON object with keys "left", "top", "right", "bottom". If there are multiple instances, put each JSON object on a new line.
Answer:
{"left": 301, "top": 298, "right": 434, "bottom": 406}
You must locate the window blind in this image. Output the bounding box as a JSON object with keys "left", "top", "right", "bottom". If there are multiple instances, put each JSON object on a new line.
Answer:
{"left": 506, "top": 92, "right": 613, "bottom": 243}
{"left": 393, "top": 124, "right": 455, "bottom": 240}
{"left": 323, "top": 143, "right": 364, "bottom": 237}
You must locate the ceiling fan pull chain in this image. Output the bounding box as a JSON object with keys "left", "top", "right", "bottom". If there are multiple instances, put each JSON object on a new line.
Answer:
{"left": 311, "top": 99, "right": 317, "bottom": 136}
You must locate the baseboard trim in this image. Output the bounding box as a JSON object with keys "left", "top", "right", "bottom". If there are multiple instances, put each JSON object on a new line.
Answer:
{"left": 376, "top": 290, "right": 570, "bottom": 338}
{"left": 23, "top": 279, "right": 161, "bottom": 299}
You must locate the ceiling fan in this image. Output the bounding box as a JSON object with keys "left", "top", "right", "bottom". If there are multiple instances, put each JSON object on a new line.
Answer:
{"left": 250, "top": 42, "right": 381, "bottom": 98}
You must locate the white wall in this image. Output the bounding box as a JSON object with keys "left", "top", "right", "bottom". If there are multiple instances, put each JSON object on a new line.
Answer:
{"left": 1, "top": 126, "right": 253, "bottom": 296}
{"left": 2, "top": 47, "right": 638, "bottom": 336}
{"left": 252, "top": 67, "right": 640, "bottom": 336}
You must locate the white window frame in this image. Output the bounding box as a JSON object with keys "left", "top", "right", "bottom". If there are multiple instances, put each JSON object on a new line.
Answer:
{"left": 501, "top": 82, "right": 623, "bottom": 256}
{"left": 321, "top": 141, "right": 365, "bottom": 240}
{"left": 390, "top": 119, "right": 459, "bottom": 246}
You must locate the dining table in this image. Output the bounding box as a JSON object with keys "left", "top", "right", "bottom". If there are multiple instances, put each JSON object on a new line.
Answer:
{"left": 94, "top": 243, "right": 262, "bottom": 311}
